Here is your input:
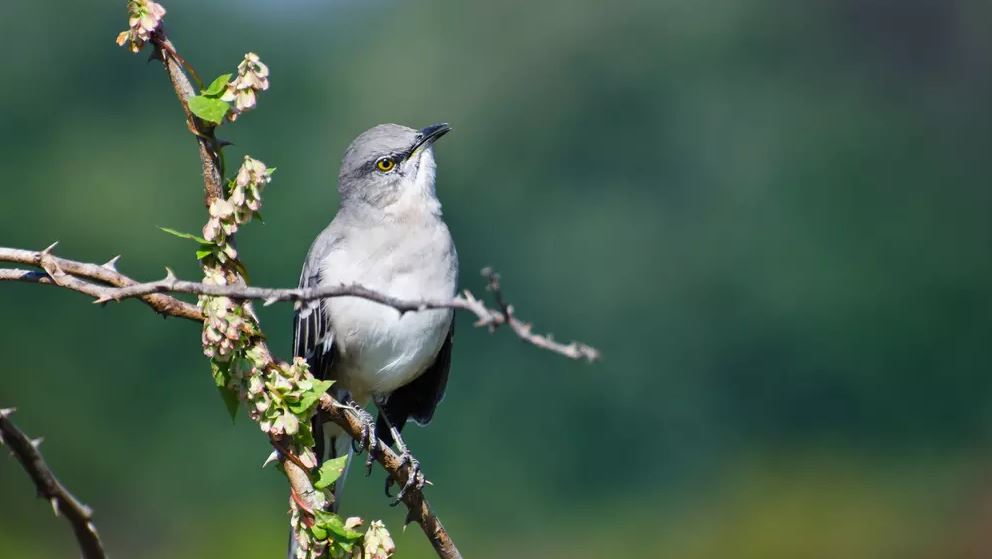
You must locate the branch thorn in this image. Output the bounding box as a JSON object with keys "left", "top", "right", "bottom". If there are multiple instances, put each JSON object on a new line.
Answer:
{"left": 41, "top": 241, "right": 59, "bottom": 255}
{"left": 262, "top": 450, "right": 279, "bottom": 468}
{"left": 102, "top": 255, "right": 121, "bottom": 271}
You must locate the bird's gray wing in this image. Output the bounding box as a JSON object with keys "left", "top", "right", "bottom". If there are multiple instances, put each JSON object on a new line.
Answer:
{"left": 376, "top": 318, "right": 454, "bottom": 446}
{"left": 293, "top": 229, "right": 354, "bottom": 489}
{"left": 292, "top": 231, "right": 337, "bottom": 380}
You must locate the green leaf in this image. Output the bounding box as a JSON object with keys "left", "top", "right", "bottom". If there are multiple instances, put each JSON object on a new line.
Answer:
{"left": 314, "top": 455, "right": 349, "bottom": 489}
{"left": 159, "top": 226, "right": 210, "bottom": 244}
{"left": 210, "top": 360, "right": 230, "bottom": 388}
{"left": 311, "top": 524, "right": 327, "bottom": 541}
{"left": 295, "top": 425, "right": 316, "bottom": 448}
{"left": 288, "top": 379, "right": 334, "bottom": 414}
{"left": 202, "top": 73, "right": 232, "bottom": 97}
{"left": 313, "top": 510, "right": 363, "bottom": 542}
{"left": 210, "top": 361, "right": 239, "bottom": 422}
{"left": 195, "top": 246, "right": 214, "bottom": 260}
{"left": 314, "top": 379, "right": 335, "bottom": 395}
{"left": 231, "top": 260, "right": 252, "bottom": 284}
{"left": 219, "top": 385, "right": 239, "bottom": 422}
{"left": 188, "top": 95, "right": 229, "bottom": 125}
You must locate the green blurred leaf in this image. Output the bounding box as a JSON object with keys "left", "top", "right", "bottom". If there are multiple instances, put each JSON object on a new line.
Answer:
{"left": 314, "top": 379, "right": 334, "bottom": 395}
{"left": 219, "top": 386, "right": 239, "bottom": 422}
{"left": 195, "top": 247, "right": 214, "bottom": 260}
{"left": 159, "top": 226, "right": 210, "bottom": 244}
{"left": 289, "top": 379, "right": 334, "bottom": 414}
{"left": 314, "top": 455, "right": 349, "bottom": 489}
{"left": 201, "top": 73, "right": 231, "bottom": 97}
{"left": 210, "top": 361, "right": 239, "bottom": 422}
{"left": 188, "top": 95, "right": 229, "bottom": 125}
{"left": 313, "top": 510, "right": 363, "bottom": 542}
{"left": 210, "top": 360, "right": 230, "bottom": 388}
{"left": 232, "top": 259, "right": 251, "bottom": 283}
{"left": 311, "top": 524, "right": 327, "bottom": 541}
{"left": 295, "top": 426, "right": 316, "bottom": 449}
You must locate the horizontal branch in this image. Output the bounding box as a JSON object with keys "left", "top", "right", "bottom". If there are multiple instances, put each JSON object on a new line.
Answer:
{"left": 0, "top": 245, "right": 599, "bottom": 361}
{"left": 0, "top": 408, "right": 107, "bottom": 559}
{"left": 0, "top": 245, "right": 202, "bottom": 321}
{"left": 98, "top": 265, "right": 598, "bottom": 362}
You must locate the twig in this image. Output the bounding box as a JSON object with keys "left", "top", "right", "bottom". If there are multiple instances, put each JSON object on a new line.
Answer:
{"left": 0, "top": 246, "right": 202, "bottom": 321}
{"left": 0, "top": 408, "right": 106, "bottom": 559}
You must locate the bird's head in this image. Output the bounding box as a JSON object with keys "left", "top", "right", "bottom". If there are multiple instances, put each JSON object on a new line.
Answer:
{"left": 337, "top": 123, "right": 451, "bottom": 211}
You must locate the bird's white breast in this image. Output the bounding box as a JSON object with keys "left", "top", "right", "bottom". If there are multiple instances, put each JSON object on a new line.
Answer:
{"left": 320, "top": 218, "right": 456, "bottom": 402}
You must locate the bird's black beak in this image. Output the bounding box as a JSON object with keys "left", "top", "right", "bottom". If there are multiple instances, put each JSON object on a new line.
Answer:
{"left": 409, "top": 123, "right": 451, "bottom": 157}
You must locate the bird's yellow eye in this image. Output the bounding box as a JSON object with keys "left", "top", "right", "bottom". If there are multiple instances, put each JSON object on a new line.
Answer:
{"left": 376, "top": 157, "right": 396, "bottom": 172}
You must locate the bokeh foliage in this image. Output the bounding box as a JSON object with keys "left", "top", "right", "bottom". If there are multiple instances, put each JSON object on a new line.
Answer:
{"left": 1, "top": 0, "right": 990, "bottom": 557}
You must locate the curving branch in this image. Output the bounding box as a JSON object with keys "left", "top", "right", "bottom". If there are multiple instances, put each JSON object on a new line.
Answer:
{"left": 0, "top": 408, "right": 106, "bottom": 559}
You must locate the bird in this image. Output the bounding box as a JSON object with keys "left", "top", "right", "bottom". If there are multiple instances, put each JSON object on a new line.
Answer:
{"left": 292, "top": 122, "right": 457, "bottom": 510}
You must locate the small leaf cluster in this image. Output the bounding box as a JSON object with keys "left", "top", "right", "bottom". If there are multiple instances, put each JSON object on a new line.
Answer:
{"left": 189, "top": 52, "right": 270, "bottom": 125}
{"left": 188, "top": 74, "right": 232, "bottom": 125}
{"left": 291, "top": 507, "right": 363, "bottom": 559}
{"left": 250, "top": 357, "right": 333, "bottom": 444}
{"left": 291, "top": 458, "right": 395, "bottom": 559}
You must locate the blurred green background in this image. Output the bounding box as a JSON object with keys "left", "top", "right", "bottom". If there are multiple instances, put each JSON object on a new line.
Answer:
{"left": 1, "top": 0, "right": 990, "bottom": 557}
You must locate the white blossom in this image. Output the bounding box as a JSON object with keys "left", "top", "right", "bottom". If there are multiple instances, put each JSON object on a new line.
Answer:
{"left": 222, "top": 53, "right": 270, "bottom": 120}
{"left": 115, "top": 0, "right": 166, "bottom": 53}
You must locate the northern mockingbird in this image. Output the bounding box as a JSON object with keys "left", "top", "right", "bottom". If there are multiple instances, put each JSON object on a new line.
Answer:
{"left": 293, "top": 122, "right": 456, "bottom": 507}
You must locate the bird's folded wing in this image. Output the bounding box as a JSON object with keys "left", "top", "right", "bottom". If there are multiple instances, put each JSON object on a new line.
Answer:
{"left": 292, "top": 235, "right": 336, "bottom": 378}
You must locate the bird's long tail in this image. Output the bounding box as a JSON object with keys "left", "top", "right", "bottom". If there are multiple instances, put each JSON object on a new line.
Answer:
{"left": 286, "top": 413, "right": 354, "bottom": 558}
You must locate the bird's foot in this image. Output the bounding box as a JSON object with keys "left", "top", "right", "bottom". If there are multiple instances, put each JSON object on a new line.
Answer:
{"left": 346, "top": 402, "right": 378, "bottom": 475}
{"left": 385, "top": 448, "right": 426, "bottom": 505}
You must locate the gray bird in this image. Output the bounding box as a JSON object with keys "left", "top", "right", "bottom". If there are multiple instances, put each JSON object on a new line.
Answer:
{"left": 292, "top": 122, "right": 457, "bottom": 508}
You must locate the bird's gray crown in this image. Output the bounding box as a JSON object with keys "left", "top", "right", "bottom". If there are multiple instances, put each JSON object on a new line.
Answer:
{"left": 337, "top": 123, "right": 450, "bottom": 211}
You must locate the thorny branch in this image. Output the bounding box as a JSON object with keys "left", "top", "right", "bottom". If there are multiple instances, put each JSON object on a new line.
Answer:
{"left": 0, "top": 248, "right": 599, "bottom": 362}
{"left": 0, "top": 408, "right": 106, "bottom": 559}
{"left": 0, "top": 246, "right": 201, "bottom": 321}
